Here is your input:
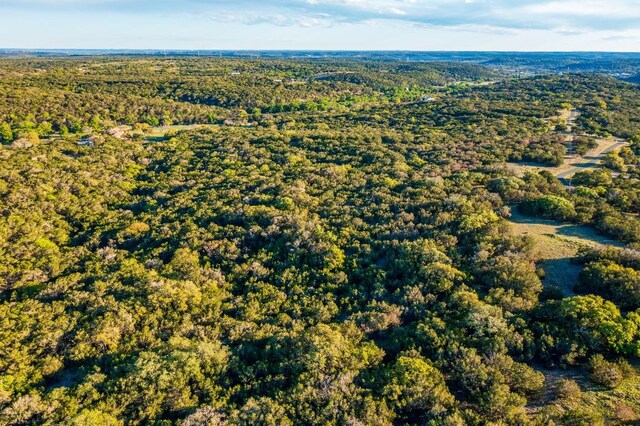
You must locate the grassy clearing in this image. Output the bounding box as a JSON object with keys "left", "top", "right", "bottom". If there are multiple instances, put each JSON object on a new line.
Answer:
{"left": 528, "top": 363, "right": 640, "bottom": 424}
{"left": 107, "top": 124, "right": 219, "bottom": 141}
{"left": 508, "top": 208, "right": 622, "bottom": 295}
{"left": 506, "top": 136, "right": 627, "bottom": 179}
{"left": 508, "top": 208, "right": 621, "bottom": 249}
{"left": 507, "top": 108, "right": 630, "bottom": 179}
{"left": 511, "top": 199, "right": 640, "bottom": 424}
{"left": 145, "top": 124, "right": 218, "bottom": 138}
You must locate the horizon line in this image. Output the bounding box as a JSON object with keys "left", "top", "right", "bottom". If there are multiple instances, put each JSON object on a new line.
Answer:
{"left": 2, "top": 48, "right": 640, "bottom": 54}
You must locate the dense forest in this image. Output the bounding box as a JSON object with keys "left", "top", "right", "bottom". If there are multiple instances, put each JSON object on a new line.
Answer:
{"left": 1, "top": 57, "right": 640, "bottom": 425}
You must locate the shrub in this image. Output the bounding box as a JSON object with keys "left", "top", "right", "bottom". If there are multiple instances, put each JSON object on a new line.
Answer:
{"left": 519, "top": 195, "right": 576, "bottom": 221}
{"left": 555, "top": 379, "right": 582, "bottom": 402}
{"left": 578, "top": 260, "right": 640, "bottom": 310}
{"left": 589, "top": 354, "right": 624, "bottom": 388}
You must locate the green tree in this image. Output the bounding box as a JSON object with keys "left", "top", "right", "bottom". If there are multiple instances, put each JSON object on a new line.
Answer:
{"left": 602, "top": 149, "right": 626, "bottom": 172}
{"left": 383, "top": 354, "right": 456, "bottom": 420}
{"left": 0, "top": 122, "right": 13, "bottom": 143}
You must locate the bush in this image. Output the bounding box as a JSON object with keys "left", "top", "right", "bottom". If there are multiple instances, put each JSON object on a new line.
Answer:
{"left": 594, "top": 208, "right": 640, "bottom": 243}
{"left": 560, "top": 409, "right": 604, "bottom": 426}
{"left": 555, "top": 379, "right": 582, "bottom": 402}
{"left": 602, "top": 150, "right": 627, "bottom": 172}
{"left": 540, "top": 285, "right": 564, "bottom": 301}
{"left": 573, "top": 136, "right": 598, "bottom": 156}
{"left": 578, "top": 260, "right": 640, "bottom": 310}
{"left": 519, "top": 195, "right": 576, "bottom": 221}
{"left": 571, "top": 169, "right": 612, "bottom": 187}
{"left": 589, "top": 354, "right": 624, "bottom": 388}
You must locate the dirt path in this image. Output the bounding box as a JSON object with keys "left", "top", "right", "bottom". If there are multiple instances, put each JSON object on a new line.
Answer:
{"left": 562, "top": 108, "right": 579, "bottom": 134}
{"left": 506, "top": 137, "right": 626, "bottom": 179}
{"left": 556, "top": 138, "right": 627, "bottom": 181}
{"left": 507, "top": 108, "right": 629, "bottom": 180}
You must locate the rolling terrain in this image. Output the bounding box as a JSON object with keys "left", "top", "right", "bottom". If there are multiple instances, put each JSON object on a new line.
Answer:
{"left": 1, "top": 56, "right": 640, "bottom": 425}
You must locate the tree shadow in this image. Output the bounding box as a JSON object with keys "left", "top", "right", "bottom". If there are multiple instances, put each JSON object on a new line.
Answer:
{"left": 45, "top": 366, "right": 89, "bottom": 390}
{"left": 509, "top": 211, "right": 558, "bottom": 226}
{"left": 510, "top": 207, "right": 622, "bottom": 247}
{"left": 555, "top": 224, "right": 623, "bottom": 247}
{"left": 539, "top": 257, "right": 581, "bottom": 296}
{"left": 145, "top": 135, "right": 169, "bottom": 143}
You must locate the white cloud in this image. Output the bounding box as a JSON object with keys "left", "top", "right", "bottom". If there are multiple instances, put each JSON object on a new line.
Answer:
{"left": 522, "top": 1, "right": 640, "bottom": 18}
{"left": 386, "top": 7, "right": 406, "bottom": 15}
{"left": 1, "top": 0, "right": 640, "bottom": 44}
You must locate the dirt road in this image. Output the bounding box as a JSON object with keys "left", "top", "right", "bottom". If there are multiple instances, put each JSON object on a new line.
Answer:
{"left": 556, "top": 138, "right": 628, "bottom": 181}
{"left": 507, "top": 108, "right": 629, "bottom": 180}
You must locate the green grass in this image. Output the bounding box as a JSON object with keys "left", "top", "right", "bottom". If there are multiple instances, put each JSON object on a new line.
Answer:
{"left": 529, "top": 365, "right": 640, "bottom": 424}
{"left": 508, "top": 208, "right": 623, "bottom": 295}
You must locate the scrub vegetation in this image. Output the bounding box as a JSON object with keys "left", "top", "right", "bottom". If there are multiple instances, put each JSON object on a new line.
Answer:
{"left": 1, "top": 57, "right": 640, "bottom": 425}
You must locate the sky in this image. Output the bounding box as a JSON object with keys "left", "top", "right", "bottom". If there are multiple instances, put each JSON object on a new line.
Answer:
{"left": 0, "top": 0, "right": 639, "bottom": 51}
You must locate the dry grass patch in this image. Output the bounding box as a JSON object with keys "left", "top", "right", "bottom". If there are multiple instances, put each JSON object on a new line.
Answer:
{"left": 507, "top": 208, "right": 623, "bottom": 295}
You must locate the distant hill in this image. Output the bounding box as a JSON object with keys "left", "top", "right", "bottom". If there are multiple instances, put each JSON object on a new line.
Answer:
{"left": 625, "top": 73, "right": 640, "bottom": 84}
{"left": 2, "top": 49, "right": 639, "bottom": 81}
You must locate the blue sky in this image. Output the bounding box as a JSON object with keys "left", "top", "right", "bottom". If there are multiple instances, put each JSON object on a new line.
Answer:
{"left": 1, "top": 0, "right": 639, "bottom": 50}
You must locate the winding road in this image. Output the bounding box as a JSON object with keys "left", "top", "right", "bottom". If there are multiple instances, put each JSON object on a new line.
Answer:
{"left": 556, "top": 138, "right": 628, "bottom": 181}
{"left": 507, "top": 108, "right": 630, "bottom": 182}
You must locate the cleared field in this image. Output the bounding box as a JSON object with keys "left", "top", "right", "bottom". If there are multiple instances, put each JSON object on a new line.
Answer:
{"left": 507, "top": 136, "right": 627, "bottom": 179}
{"left": 508, "top": 208, "right": 623, "bottom": 295}
{"left": 108, "top": 124, "right": 220, "bottom": 140}
{"left": 145, "top": 124, "right": 219, "bottom": 137}
{"left": 507, "top": 108, "right": 629, "bottom": 180}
